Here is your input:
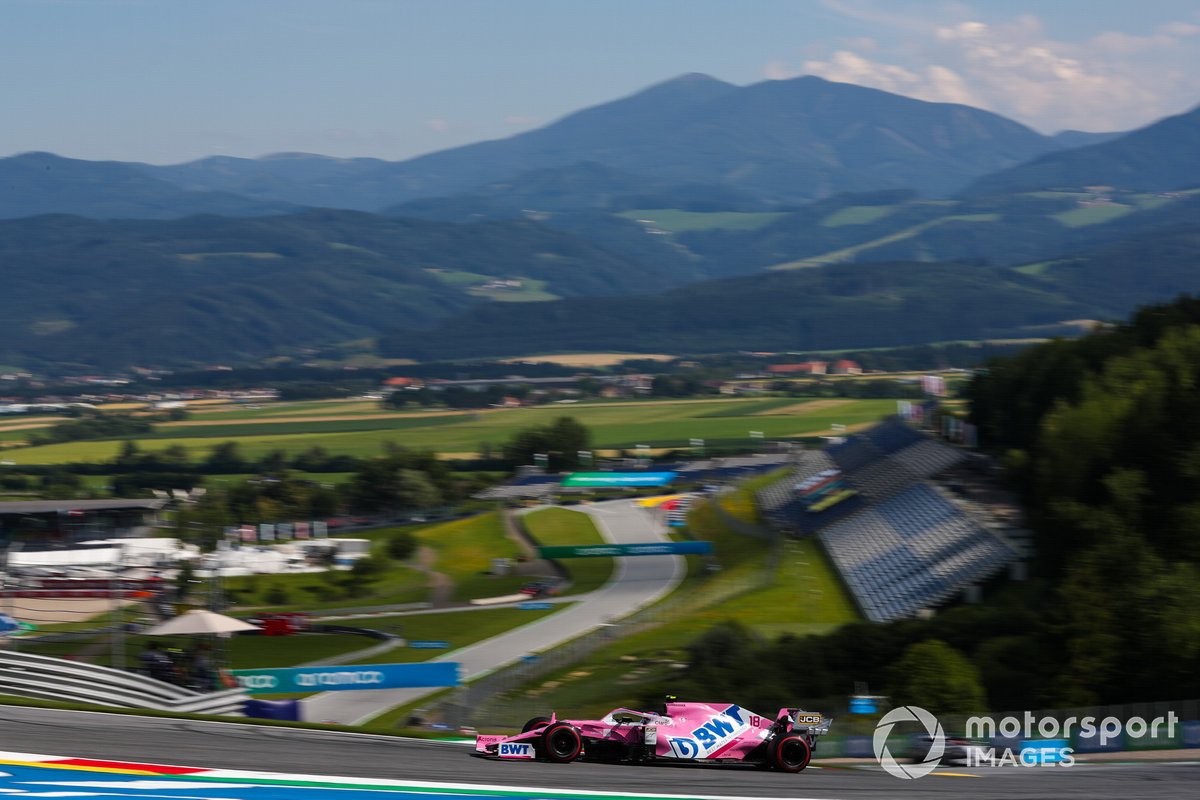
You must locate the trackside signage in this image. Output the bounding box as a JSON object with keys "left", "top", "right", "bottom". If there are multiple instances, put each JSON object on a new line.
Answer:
{"left": 561, "top": 472, "right": 677, "bottom": 487}
{"left": 231, "top": 662, "right": 459, "bottom": 694}
{"left": 538, "top": 541, "right": 713, "bottom": 558}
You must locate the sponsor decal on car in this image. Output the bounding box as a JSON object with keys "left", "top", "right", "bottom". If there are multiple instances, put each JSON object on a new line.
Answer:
{"left": 666, "top": 704, "right": 750, "bottom": 759}
{"left": 497, "top": 743, "right": 534, "bottom": 759}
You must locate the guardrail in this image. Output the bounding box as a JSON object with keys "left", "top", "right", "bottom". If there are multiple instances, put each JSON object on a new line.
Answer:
{"left": 0, "top": 650, "right": 246, "bottom": 716}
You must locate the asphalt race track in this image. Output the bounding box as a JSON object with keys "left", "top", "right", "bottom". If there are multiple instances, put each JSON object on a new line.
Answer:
{"left": 2, "top": 706, "right": 1197, "bottom": 799}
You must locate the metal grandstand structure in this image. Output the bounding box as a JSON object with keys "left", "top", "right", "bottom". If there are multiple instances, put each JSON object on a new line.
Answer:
{"left": 757, "top": 418, "right": 1019, "bottom": 622}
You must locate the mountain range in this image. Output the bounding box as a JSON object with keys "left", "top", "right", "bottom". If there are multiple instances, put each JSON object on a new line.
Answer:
{"left": 0, "top": 73, "right": 1129, "bottom": 220}
{"left": 0, "top": 73, "right": 1197, "bottom": 370}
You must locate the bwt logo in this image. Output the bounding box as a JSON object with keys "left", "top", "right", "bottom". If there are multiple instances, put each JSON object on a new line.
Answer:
{"left": 499, "top": 743, "right": 533, "bottom": 758}
{"left": 295, "top": 670, "right": 385, "bottom": 687}
{"left": 668, "top": 705, "right": 747, "bottom": 758}
{"left": 237, "top": 674, "right": 279, "bottom": 690}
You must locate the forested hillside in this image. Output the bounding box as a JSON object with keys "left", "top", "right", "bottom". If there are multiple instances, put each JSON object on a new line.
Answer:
{"left": 380, "top": 218, "right": 1200, "bottom": 362}
{"left": 966, "top": 296, "right": 1200, "bottom": 703}
{"left": 0, "top": 210, "right": 679, "bottom": 368}
{"left": 380, "top": 261, "right": 1090, "bottom": 360}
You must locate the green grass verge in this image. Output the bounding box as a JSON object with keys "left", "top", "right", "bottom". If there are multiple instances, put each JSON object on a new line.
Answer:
{"left": 414, "top": 513, "right": 528, "bottom": 602}
{"left": 223, "top": 564, "right": 430, "bottom": 612}
{"left": 15, "top": 631, "right": 369, "bottom": 671}
{"left": 521, "top": 508, "right": 613, "bottom": 595}
{"left": 350, "top": 605, "right": 574, "bottom": 664}
{"left": 224, "top": 632, "right": 371, "bottom": 669}
{"left": 0, "top": 695, "right": 447, "bottom": 738}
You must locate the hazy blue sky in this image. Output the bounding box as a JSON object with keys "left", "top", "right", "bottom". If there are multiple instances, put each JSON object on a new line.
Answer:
{"left": 4, "top": 0, "right": 1199, "bottom": 163}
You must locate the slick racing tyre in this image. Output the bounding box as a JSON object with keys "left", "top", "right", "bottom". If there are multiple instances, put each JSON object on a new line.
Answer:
{"left": 770, "top": 733, "right": 812, "bottom": 773}
{"left": 541, "top": 722, "right": 583, "bottom": 763}
{"left": 522, "top": 716, "right": 551, "bottom": 734}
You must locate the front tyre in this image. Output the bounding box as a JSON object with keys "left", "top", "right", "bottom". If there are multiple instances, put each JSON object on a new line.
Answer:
{"left": 541, "top": 722, "right": 583, "bottom": 764}
{"left": 522, "top": 716, "right": 551, "bottom": 734}
{"left": 770, "top": 734, "right": 812, "bottom": 773}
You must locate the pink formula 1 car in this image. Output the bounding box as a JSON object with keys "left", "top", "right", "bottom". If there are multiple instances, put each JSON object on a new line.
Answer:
{"left": 474, "top": 701, "right": 831, "bottom": 772}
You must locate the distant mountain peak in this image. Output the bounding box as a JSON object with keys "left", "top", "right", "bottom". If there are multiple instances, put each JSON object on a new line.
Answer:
{"left": 660, "top": 72, "right": 728, "bottom": 86}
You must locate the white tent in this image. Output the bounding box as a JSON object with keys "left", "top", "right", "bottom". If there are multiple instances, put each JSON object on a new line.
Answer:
{"left": 142, "top": 609, "right": 259, "bottom": 636}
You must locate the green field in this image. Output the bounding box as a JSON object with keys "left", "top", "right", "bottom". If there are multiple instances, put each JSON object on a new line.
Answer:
{"left": 1053, "top": 203, "right": 1134, "bottom": 227}
{"left": 426, "top": 269, "right": 561, "bottom": 302}
{"left": 468, "top": 277, "right": 560, "bottom": 303}
{"left": 619, "top": 209, "right": 788, "bottom": 233}
{"left": 223, "top": 562, "right": 430, "bottom": 612}
{"left": 770, "top": 214, "right": 1001, "bottom": 269}
{"left": 819, "top": 205, "right": 896, "bottom": 227}
{"left": 3, "top": 397, "right": 896, "bottom": 464}
{"left": 521, "top": 508, "right": 613, "bottom": 594}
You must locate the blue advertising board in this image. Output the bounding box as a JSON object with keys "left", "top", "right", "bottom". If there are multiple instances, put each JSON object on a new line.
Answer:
{"left": 1182, "top": 721, "right": 1200, "bottom": 748}
{"left": 848, "top": 696, "right": 879, "bottom": 714}
{"left": 561, "top": 472, "right": 677, "bottom": 487}
{"left": 231, "top": 662, "right": 459, "bottom": 694}
{"left": 519, "top": 602, "right": 554, "bottom": 610}
{"left": 408, "top": 640, "right": 450, "bottom": 649}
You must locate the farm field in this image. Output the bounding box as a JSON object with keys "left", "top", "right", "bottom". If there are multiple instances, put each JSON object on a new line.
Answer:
{"left": 2, "top": 397, "right": 897, "bottom": 464}
{"left": 498, "top": 353, "right": 676, "bottom": 367}
{"left": 770, "top": 213, "right": 1001, "bottom": 269}
{"left": 618, "top": 208, "right": 788, "bottom": 232}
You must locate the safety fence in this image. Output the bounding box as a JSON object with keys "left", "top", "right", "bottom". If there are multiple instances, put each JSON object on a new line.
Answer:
{"left": 0, "top": 650, "right": 246, "bottom": 715}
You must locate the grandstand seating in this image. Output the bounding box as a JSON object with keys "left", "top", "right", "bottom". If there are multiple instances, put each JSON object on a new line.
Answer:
{"left": 889, "top": 439, "right": 965, "bottom": 478}
{"left": 757, "top": 451, "right": 836, "bottom": 513}
{"left": 862, "top": 418, "right": 926, "bottom": 454}
{"left": 827, "top": 436, "right": 885, "bottom": 473}
{"left": 844, "top": 458, "right": 920, "bottom": 501}
{"left": 753, "top": 418, "right": 1012, "bottom": 620}
{"left": 819, "top": 484, "right": 1016, "bottom": 622}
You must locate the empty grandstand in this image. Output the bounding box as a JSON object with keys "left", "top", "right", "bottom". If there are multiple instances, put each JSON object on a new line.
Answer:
{"left": 757, "top": 418, "right": 1018, "bottom": 621}
{"left": 820, "top": 484, "right": 1016, "bottom": 622}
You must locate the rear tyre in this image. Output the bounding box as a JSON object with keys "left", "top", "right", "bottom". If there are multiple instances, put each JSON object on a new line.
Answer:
{"left": 770, "top": 734, "right": 811, "bottom": 773}
{"left": 541, "top": 722, "right": 583, "bottom": 764}
{"left": 522, "top": 716, "right": 551, "bottom": 734}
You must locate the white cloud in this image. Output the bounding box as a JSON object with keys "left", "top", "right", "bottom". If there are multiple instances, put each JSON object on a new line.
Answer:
{"left": 1160, "top": 21, "right": 1200, "bottom": 37}
{"left": 768, "top": 7, "right": 1200, "bottom": 132}
{"left": 801, "top": 50, "right": 918, "bottom": 91}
